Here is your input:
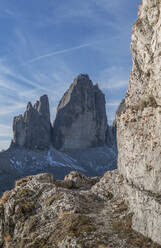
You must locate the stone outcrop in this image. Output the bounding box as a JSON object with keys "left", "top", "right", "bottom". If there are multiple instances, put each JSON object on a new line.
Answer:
{"left": 1, "top": 171, "right": 160, "bottom": 248}
{"left": 12, "top": 95, "right": 51, "bottom": 150}
{"left": 117, "top": 0, "right": 161, "bottom": 244}
{"left": 52, "top": 74, "right": 107, "bottom": 151}
{"left": 64, "top": 171, "right": 99, "bottom": 188}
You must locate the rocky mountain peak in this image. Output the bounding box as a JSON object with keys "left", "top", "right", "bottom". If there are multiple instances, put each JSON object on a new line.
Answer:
{"left": 75, "top": 73, "right": 90, "bottom": 83}
{"left": 57, "top": 74, "right": 93, "bottom": 112}
{"left": 52, "top": 74, "right": 108, "bottom": 151}
{"left": 36, "top": 94, "right": 50, "bottom": 118}
{"left": 73, "top": 74, "right": 93, "bottom": 88}
{"left": 26, "top": 102, "right": 32, "bottom": 111}
{"left": 11, "top": 76, "right": 112, "bottom": 152}
{"left": 12, "top": 95, "right": 51, "bottom": 150}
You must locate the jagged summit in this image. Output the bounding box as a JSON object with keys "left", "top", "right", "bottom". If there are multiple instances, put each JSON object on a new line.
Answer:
{"left": 56, "top": 74, "right": 98, "bottom": 113}
{"left": 12, "top": 94, "right": 51, "bottom": 150}
{"left": 11, "top": 75, "right": 110, "bottom": 152}
{"left": 52, "top": 74, "right": 108, "bottom": 151}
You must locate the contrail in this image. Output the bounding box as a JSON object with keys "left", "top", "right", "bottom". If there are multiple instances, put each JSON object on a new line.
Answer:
{"left": 21, "top": 40, "right": 102, "bottom": 66}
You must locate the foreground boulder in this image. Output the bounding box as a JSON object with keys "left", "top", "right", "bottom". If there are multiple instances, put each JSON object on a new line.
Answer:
{"left": 12, "top": 95, "right": 51, "bottom": 150}
{"left": 64, "top": 171, "right": 99, "bottom": 188}
{"left": 52, "top": 74, "right": 108, "bottom": 151}
{"left": 117, "top": 0, "right": 161, "bottom": 245}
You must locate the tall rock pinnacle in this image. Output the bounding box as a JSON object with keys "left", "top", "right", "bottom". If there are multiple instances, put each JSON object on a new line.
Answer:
{"left": 12, "top": 95, "right": 51, "bottom": 150}
{"left": 117, "top": 0, "right": 161, "bottom": 244}
{"left": 52, "top": 74, "right": 107, "bottom": 151}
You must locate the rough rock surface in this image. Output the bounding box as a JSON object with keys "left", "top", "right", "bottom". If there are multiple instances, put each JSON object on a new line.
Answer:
{"left": 52, "top": 74, "right": 107, "bottom": 151}
{"left": 115, "top": 99, "right": 126, "bottom": 117}
{"left": 117, "top": 0, "right": 161, "bottom": 244}
{"left": 1, "top": 171, "right": 160, "bottom": 248}
{"left": 12, "top": 95, "right": 51, "bottom": 150}
{"left": 64, "top": 171, "right": 99, "bottom": 189}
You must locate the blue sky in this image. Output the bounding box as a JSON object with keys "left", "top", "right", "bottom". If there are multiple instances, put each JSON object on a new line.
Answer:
{"left": 0, "top": 0, "right": 141, "bottom": 149}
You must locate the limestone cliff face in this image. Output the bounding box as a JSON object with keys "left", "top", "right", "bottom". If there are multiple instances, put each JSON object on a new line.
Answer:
{"left": 117, "top": 0, "right": 161, "bottom": 244}
{"left": 12, "top": 95, "right": 51, "bottom": 150}
{"left": 52, "top": 74, "right": 107, "bottom": 151}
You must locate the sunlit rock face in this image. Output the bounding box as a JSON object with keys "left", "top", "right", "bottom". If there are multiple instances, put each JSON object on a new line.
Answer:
{"left": 12, "top": 95, "right": 51, "bottom": 150}
{"left": 126, "top": 0, "right": 161, "bottom": 107}
{"left": 52, "top": 74, "right": 108, "bottom": 151}
{"left": 117, "top": 0, "right": 161, "bottom": 244}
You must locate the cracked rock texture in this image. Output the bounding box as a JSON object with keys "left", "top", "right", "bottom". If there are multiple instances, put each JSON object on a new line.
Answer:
{"left": 52, "top": 74, "right": 108, "bottom": 151}
{"left": 117, "top": 0, "right": 161, "bottom": 244}
{"left": 12, "top": 95, "right": 51, "bottom": 150}
{"left": 1, "top": 171, "right": 160, "bottom": 248}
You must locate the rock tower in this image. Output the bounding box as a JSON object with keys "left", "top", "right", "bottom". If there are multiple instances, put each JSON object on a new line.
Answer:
{"left": 52, "top": 74, "right": 108, "bottom": 151}
{"left": 12, "top": 95, "right": 51, "bottom": 150}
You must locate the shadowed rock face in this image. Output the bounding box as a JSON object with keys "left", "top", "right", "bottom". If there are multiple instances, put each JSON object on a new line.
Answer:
{"left": 12, "top": 95, "right": 51, "bottom": 150}
{"left": 106, "top": 98, "right": 126, "bottom": 148}
{"left": 52, "top": 74, "right": 108, "bottom": 151}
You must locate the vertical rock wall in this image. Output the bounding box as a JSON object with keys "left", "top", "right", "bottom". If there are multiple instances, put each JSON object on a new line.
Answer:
{"left": 52, "top": 74, "right": 108, "bottom": 151}
{"left": 117, "top": 0, "right": 161, "bottom": 244}
{"left": 12, "top": 95, "right": 51, "bottom": 150}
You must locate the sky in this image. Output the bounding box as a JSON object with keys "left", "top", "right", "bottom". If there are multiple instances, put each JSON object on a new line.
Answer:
{"left": 0, "top": 0, "right": 141, "bottom": 150}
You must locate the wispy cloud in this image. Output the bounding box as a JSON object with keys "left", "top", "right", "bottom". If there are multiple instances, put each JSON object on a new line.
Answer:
{"left": 105, "top": 80, "right": 128, "bottom": 89}
{"left": 0, "top": 124, "right": 12, "bottom": 137}
{"left": 107, "top": 101, "right": 121, "bottom": 106}
{"left": 20, "top": 40, "right": 103, "bottom": 65}
{"left": 98, "top": 66, "right": 129, "bottom": 90}
{"left": 49, "top": 0, "right": 120, "bottom": 29}
{"left": 0, "top": 103, "right": 26, "bottom": 116}
{"left": 98, "top": 66, "right": 129, "bottom": 125}
{"left": 4, "top": 8, "right": 17, "bottom": 17}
